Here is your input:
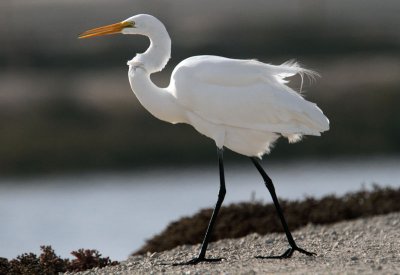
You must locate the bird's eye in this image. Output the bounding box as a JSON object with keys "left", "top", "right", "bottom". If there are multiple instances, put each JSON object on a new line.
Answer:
{"left": 127, "top": 21, "right": 135, "bottom": 28}
{"left": 122, "top": 21, "right": 135, "bottom": 28}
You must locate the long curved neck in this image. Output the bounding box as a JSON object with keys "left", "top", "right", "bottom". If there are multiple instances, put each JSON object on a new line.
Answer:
{"left": 127, "top": 24, "right": 171, "bottom": 73}
{"left": 127, "top": 24, "right": 186, "bottom": 124}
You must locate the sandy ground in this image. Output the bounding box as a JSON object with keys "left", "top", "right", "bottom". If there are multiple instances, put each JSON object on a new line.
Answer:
{"left": 68, "top": 212, "right": 400, "bottom": 274}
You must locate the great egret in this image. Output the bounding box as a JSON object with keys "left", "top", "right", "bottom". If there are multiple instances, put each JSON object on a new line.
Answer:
{"left": 79, "top": 14, "right": 329, "bottom": 264}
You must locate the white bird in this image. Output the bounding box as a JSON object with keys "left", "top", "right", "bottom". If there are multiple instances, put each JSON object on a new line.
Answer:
{"left": 79, "top": 14, "right": 329, "bottom": 265}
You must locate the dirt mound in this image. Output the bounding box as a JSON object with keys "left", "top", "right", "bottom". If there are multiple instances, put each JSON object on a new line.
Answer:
{"left": 134, "top": 185, "right": 400, "bottom": 255}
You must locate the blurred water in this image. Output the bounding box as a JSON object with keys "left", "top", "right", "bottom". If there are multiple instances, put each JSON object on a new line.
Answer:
{"left": 0, "top": 157, "right": 399, "bottom": 261}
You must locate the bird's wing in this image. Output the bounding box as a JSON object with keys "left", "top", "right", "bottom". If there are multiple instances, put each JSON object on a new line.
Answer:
{"left": 170, "top": 56, "right": 329, "bottom": 135}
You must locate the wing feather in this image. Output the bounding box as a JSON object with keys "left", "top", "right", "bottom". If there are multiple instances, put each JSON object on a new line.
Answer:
{"left": 170, "top": 55, "right": 329, "bottom": 136}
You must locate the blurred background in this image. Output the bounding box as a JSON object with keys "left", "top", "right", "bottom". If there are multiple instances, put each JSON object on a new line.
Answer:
{"left": 1, "top": 0, "right": 399, "bottom": 261}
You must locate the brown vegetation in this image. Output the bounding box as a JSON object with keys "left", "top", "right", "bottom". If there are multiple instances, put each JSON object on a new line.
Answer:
{"left": 134, "top": 186, "right": 400, "bottom": 255}
{"left": 0, "top": 246, "right": 118, "bottom": 275}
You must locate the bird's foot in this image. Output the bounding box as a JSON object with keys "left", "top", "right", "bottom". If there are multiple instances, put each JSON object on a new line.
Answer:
{"left": 256, "top": 246, "right": 316, "bottom": 259}
{"left": 172, "top": 256, "right": 224, "bottom": 266}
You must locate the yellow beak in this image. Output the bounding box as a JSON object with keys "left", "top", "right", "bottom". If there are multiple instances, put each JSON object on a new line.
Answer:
{"left": 78, "top": 21, "right": 134, "bottom": 39}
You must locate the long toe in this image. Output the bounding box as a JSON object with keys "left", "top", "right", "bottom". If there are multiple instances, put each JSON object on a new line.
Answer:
{"left": 295, "top": 246, "right": 316, "bottom": 257}
{"left": 256, "top": 246, "right": 315, "bottom": 259}
{"left": 172, "top": 257, "right": 224, "bottom": 266}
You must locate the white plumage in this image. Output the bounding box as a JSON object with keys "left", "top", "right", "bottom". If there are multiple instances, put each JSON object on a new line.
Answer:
{"left": 80, "top": 14, "right": 329, "bottom": 157}
{"left": 170, "top": 56, "right": 328, "bottom": 156}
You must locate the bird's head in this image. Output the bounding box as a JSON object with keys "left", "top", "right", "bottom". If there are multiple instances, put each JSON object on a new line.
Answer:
{"left": 79, "top": 14, "right": 160, "bottom": 39}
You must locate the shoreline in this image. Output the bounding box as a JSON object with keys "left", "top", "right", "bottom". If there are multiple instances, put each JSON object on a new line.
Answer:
{"left": 68, "top": 212, "right": 400, "bottom": 274}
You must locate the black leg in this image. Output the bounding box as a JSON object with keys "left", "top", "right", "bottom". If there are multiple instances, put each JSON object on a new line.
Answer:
{"left": 250, "top": 157, "right": 315, "bottom": 259}
{"left": 173, "top": 148, "right": 226, "bottom": 265}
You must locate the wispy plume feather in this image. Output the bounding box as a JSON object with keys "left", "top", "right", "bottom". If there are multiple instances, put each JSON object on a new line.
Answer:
{"left": 279, "top": 60, "right": 320, "bottom": 93}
